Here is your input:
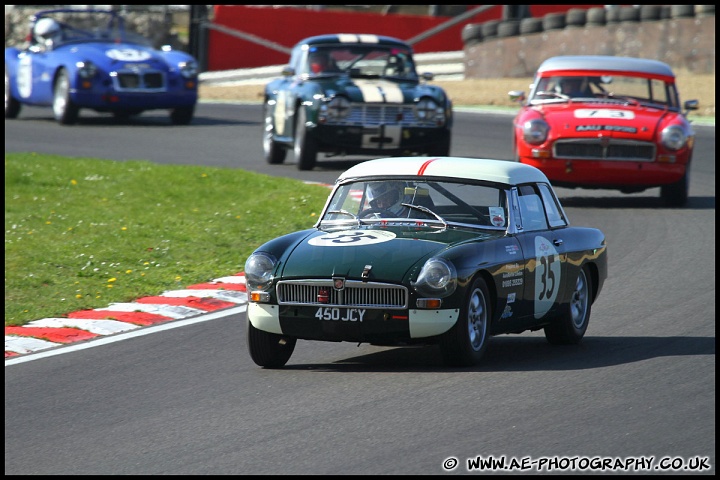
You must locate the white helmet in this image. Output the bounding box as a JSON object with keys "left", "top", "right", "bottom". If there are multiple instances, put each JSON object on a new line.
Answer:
{"left": 34, "top": 18, "right": 62, "bottom": 45}
{"left": 367, "top": 181, "right": 405, "bottom": 211}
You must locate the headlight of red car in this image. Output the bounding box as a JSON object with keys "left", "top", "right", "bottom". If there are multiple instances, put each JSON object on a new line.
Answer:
{"left": 661, "top": 125, "right": 689, "bottom": 151}
{"left": 521, "top": 119, "right": 550, "bottom": 145}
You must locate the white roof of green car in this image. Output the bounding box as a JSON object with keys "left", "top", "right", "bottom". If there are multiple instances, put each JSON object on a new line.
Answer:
{"left": 337, "top": 157, "right": 551, "bottom": 186}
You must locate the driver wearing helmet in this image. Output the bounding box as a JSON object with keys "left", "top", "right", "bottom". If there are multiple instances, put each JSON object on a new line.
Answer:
{"left": 555, "top": 76, "right": 591, "bottom": 98}
{"left": 33, "top": 17, "right": 63, "bottom": 50}
{"left": 365, "top": 181, "right": 408, "bottom": 218}
{"left": 308, "top": 50, "right": 340, "bottom": 74}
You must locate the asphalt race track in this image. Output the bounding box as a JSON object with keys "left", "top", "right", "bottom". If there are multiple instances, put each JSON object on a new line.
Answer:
{"left": 4, "top": 102, "right": 715, "bottom": 475}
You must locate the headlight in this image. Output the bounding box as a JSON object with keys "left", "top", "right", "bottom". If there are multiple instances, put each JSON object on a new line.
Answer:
{"left": 416, "top": 98, "right": 445, "bottom": 125}
{"left": 244, "top": 252, "right": 277, "bottom": 292}
{"left": 661, "top": 125, "right": 688, "bottom": 151}
{"left": 179, "top": 60, "right": 198, "bottom": 79}
{"left": 412, "top": 257, "right": 457, "bottom": 298}
{"left": 319, "top": 96, "right": 350, "bottom": 122}
{"left": 76, "top": 61, "right": 97, "bottom": 79}
{"left": 522, "top": 119, "right": 550, "bottom": 145}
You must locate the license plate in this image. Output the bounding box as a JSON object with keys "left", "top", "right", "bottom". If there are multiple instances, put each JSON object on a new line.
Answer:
{"left": 315, "top": 307, "right": 366, "bottom": 322}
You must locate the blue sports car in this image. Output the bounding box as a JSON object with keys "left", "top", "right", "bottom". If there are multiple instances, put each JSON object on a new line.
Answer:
{"left": 4, "top": 8, "right": 199, "bottom": 125}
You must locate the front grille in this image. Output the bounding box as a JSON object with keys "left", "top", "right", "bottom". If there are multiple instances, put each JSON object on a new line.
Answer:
{"left": 112, "top": 70, "right": 167, "bottom": 92}
{"left": 331, "top": 104, "right": 435, "bottom": 127}
{"left": 277, "top": 279, "right": 408, "bottom": 309}
{"left": 554, "top": 138, "right": 655, "bottom": 162}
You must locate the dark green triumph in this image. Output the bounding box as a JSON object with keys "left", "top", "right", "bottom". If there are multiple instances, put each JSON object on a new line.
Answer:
{"left": 262, "top": 34, "right": 453, "bottom": 171}
{"left": 244, "top": 156, "right": 608, "bottom": 368}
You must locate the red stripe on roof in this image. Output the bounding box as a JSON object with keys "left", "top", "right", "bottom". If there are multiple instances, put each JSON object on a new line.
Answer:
{"left": 418, "top": 158, "right": 439, "bottom": 175}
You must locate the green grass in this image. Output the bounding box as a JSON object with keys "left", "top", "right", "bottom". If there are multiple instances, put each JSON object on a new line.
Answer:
{"left": 4, "top": 153, "right": 331, "bottom": 327}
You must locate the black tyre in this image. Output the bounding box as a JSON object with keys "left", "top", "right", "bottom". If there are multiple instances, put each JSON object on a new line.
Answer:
{"left": 670, "top": 5, "right": 695, "bottom": 19}
{"left": 481, "top": 20, "right": 500, "bottom": 39}
{"left": 544, "top": 265, "right": 592, "bottom": 345}
{"left": 263, "top": 102, "right": 287, "bottom": 164}
{"left": 170, "top": 105, "right": 194, "bottom": 125}
{"left": 618, "top": 6, "right": 640, "bottom": 22}
{"left": 565, "top": 8, "right": 587, "bottom": 27}
{"left": 586, "top": 7, "right": 606, "bottom": 26}
{"left": 439, "top": 276, "right": 491, "bottom": 367}
{"left": 639, "top": 5, "right": 662, "bottom": 21}
{"left": 294, "top": 106, "right": 318, "bottom": 170}
{"left": 519, "top": 17, "right": 543, "bottom": 35}
{"left": 660, "top": 170, "right": 690, "bottom": 207}
{"left": 246, "top": 319, "right": 296, "bottom": 368}
{"left": 542, "top": 13, "right": 566, "bottom": 31}
{"left": 53, "top": 69, "right": 79, "bottom": 125}
{"left": 5, "top": 67, "right": 21, "bottom": 119}
{"left": 461, "top": 23, "right": 483, "bottom": 44}
{"left": 427, "top": 130, "right": 451, "bottom": 156}
{"left": 497, "top": 20, "right": 520, "bottom": 37}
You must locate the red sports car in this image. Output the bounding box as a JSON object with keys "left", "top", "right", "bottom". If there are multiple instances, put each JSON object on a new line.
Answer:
{"left": 509, "top": 55, "right": 699, "bottom": 206}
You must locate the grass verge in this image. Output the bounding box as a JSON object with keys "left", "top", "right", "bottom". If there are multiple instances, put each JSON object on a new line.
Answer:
{"left": 4, "top": 153, "right": 330, "bottom": 326}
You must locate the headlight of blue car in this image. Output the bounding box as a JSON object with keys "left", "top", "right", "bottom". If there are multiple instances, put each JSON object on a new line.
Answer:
{"left": 522, "top": 119, "right": 550, "bottom": 145}
{"left": 244, "top": 252, "right": 277, "bottom": 296}
{"left": 179, "top": 60, "right": 198, "bottom": 79}
{"left": 76, "top": 61, "right": 97, "bottom": 79}
{"left": 661, "top": 125, "right": 688, "bottom": 151}
{"left": 412, "top": 257, "right": 457, "bottom": 299}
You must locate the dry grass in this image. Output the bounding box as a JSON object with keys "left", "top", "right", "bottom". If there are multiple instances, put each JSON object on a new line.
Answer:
{"left": 199, "top": 73, "right": 715, "bottom": 119}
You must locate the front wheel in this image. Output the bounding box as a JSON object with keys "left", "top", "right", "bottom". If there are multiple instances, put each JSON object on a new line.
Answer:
{"left": 170, "top": 105, "right": 194, "bottom": 125}
{"left": 263, "top": 103, "right": 287, "bottom": 164}
{"left": 53, "top": 69, "right": 79, "bottom": 125}
{"left": 544, "top": 265, "right": 592, "bottom": 345}
{"left": 660, "top": 168, "right": 689, "bottom": 207}
{"left": 427, "top": 130, "right": 451, "bottom": 156}
{"left": 246, "top": 318, "right": 296, "bottom": 368}
{"left": 439, "top": 276, "right": 491, "bottom": 367}
{"left": 5, "top": 67, "right": 21, "bottom": 119}
{"left": 294, "top": 107, "right": 318, "bottom": 170}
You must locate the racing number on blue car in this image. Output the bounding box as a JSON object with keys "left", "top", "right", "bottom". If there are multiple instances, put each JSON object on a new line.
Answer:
{"left": 534, "top": 236, "right": 561, "bottom": 319}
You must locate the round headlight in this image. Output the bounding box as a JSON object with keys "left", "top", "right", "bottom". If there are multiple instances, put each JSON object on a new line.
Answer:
{"left": 522, "top": 119, "right": 550, "bottom": 145}
{"left": 661, "top": 125, "right": 688, "bottom": 151}
{"left": 412, "top": 257, "right": 457, "bottom": 298}
{"left": 179, "top": 60, "right": 198, "bottom": 79}
{"left": 325, "top": 96, "right": 350, "bottom": 121}
{"left": 416, "top": 98, "right": 440, "bottom": 121}
{"left": 76, "top": 61, "right": 97, "bottom": 79}
{"left": 244, "top": 252, "right": 277, "bottom": 292}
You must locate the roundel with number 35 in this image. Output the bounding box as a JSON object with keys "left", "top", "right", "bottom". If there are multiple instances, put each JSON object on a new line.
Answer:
{"left": 534, "top": 236, "right": 561, "bottom": 319}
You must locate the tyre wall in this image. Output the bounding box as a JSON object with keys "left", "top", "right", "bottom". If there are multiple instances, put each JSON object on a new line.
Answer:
{"left": 463, "top": 5, "right": 715, "bottom": 77}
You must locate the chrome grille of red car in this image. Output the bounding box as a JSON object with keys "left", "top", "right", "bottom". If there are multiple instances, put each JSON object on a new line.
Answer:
{"left": 554, "top": 139, "right": 656, "bottom": 161}
{"left": 113, "top": 70, "right": 167, "bottom": 92}
{"left": 332, "top": 104, "right": 436, "bottom": 127}
{"left": 276, "top": 279, "right": 408, "bottom": 309}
